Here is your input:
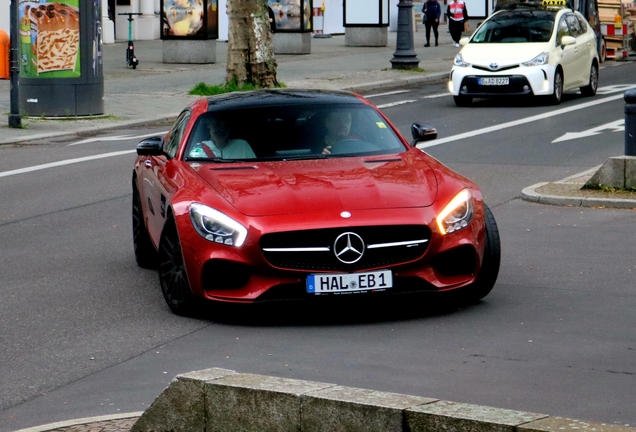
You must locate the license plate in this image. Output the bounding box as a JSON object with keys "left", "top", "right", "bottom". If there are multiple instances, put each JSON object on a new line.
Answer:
{"left": 307, "top": 270, "right": 393, "bottom": 294}
{"left": 478, "top": 77, "right": 509, "bottom": 86}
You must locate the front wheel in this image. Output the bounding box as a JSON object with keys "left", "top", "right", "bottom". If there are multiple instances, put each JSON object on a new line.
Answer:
{"left": 547, "top": 69, "right": 563, "bottom": 105}
{"left": 580, "top": 62, "right": 598, "bottom": 97}
{"left": 158, "top": 216, "right": 198, "bottom": 316}
{"left": 454, "top": 203, "right": 501, "bottom": 303}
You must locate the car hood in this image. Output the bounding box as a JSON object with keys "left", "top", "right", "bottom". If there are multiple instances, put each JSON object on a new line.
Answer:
{"left": 462, "top": 43, "right": 548, "bottom": 66}
{"left": 192, "top": 153, "right": 438, "bottom": 216}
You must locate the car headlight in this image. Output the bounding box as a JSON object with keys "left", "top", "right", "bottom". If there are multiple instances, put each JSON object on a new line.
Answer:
{"left": 436, "top": 189, "right": 474, "bottom": 235}
{"left": 522, "top": 52, "right": 549, "bottom": 66}
{"left": 189, "top": 203, "right": 247, "bottom": 247}
{"left": 453, "top": 53, "right": 470, "bottom": 67}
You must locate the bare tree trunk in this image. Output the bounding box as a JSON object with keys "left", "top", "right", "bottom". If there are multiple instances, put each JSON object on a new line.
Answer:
{"left": 227, "top": 0, "right": 278, "bottom": 88}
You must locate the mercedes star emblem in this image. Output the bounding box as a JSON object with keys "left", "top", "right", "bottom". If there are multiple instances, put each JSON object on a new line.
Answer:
{"left": 334, "top": 232, "right": 365, "bottom": 264}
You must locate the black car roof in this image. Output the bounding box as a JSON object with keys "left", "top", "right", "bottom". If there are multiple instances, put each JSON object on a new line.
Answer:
{"left": 204, "top": 89, "right": 364, "bottom": 111}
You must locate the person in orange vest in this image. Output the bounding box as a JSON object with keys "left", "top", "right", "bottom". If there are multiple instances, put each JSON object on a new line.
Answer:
{"left": 447, "top": 0, "right": 468, "bottom": 47}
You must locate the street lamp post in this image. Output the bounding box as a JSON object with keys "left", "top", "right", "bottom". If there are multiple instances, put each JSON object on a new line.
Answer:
{"left": 9, "top": 0, "right": 21, "bottom": 128}
{"left": 390, "top": 0, "right": 420, "bottom": 70}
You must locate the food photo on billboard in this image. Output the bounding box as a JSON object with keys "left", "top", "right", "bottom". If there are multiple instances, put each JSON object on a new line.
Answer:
{"left": 19, "top": 0, "right": 81, "bottom": 78}
{"left": 161, "top": 0, "right": 218, "bottom": 39}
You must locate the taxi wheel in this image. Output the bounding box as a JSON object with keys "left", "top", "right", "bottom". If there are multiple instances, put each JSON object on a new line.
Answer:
{"left": 132, "top": 181, "right": 158, "bottom": 269}
{"left": 600, "top": 38, "right": 606, "bottom": 63}
{"left": 158, "top": 216, "right": 197, "bottom": 316}
{"left": 453, "top": 95, "right": 473, "bottom": 107}
{"left": 548, "top": 69, "right": 563, "bottom": 105}
{"left": 580, "top": 62, "right": 598, "bottom": 97}
{"left": 455, "top": 203, "right": 501, "bottom": 303}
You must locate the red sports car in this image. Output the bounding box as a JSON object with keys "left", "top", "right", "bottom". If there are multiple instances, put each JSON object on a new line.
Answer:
{"left": 132, "top": 89, "right": 500, "bottom": 315}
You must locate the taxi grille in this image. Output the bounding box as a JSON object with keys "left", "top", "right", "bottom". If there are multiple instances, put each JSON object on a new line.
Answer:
{"left": 260, "top": 225, "right": 431, "bottom": 272}
{"left": 460, "top": 75, "right": 532, "bottom": 95}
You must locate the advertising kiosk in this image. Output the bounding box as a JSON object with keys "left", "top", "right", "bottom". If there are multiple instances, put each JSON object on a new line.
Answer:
{"left": 161, "top": 0, "right": 218, "bottom": 63}
{"left": 344, "top": 0, "right": 389, "bottom": 46}
{"left": 18, "top": 0, "right": 104, "bottom": 117}
{"left": 270, "top": 0, "right": 313, "bottom": 54}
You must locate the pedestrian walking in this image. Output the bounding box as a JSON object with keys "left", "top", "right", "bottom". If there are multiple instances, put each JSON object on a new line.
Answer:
{"left": 447, "top": 0, "right": 468, "bottom": 47}
{"left": 422, "top": 0, "right": 441, "bottom": 47}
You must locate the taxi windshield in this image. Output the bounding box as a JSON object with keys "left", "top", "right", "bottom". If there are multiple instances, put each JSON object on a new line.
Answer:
{"left": 471, "top": 11, "right": 556, "bottom": 43}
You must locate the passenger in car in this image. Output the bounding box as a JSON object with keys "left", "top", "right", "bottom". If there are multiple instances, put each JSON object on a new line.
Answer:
{"left": 198, "top": 117, "right": 256, "bottom": 159}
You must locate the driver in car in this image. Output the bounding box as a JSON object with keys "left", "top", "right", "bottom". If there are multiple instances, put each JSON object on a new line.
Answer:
{"left": 321, "top": 110, "right": 362, "bottom": 155}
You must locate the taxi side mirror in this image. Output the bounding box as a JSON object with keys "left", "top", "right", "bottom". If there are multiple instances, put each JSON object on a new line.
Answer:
{"left": 560, "top": 36, "right": 576, "bottom": 47}
{"left": 459, "top": 37, "right": 470, "bottom": 46}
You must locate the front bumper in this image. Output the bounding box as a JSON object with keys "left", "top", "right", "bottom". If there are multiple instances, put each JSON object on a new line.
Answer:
{"left": 449, "top": 64, "right": 556, "bottom": 97}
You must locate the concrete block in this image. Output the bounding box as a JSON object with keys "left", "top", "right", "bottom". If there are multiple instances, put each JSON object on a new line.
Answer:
{"left": 625, "top": 157, "right": 636, "bottom": 189}
{"left": 163, "top": 39, "right": 217, "bottom": 64}
{"left": 584, "top": 156, "right": 636, "bottom": 189}
{"left": 273, "top": 32, "right": 311, "bottom": 54}
{"left": 302, "top": 385, "right": 437, "bottom": 432}
{"left": 130, "top": 368, "right": 237, "bottom": 432}
{"left": 345, "top": 27, "right": 388, "bottom": 47}
{"left": 405, "top": 400, "right": 548, "bottom": 432}
{"left": 519, "top": 416, "right": 635, "bottom": 431}
{"left": 205, "top": 373, "right": 334, "bottom": 432}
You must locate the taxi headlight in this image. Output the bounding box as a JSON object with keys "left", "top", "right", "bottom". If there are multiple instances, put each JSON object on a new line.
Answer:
{"left": 436, "top": 189, "right": 474, "bottom": 235}
{"left": 189, "top": 203, "right": 247, "bottom": 247}
{"left": 453, "top": 53, "right": 470, "bottom": 67}
{"left": 523, "top": 52, "right": 549, "bottom": 66}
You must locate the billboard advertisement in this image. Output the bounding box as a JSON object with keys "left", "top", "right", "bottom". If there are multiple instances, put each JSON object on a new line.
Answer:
{"left": 19, "top": 0, "right": 81, "bottom": 78}
{"left": 268, "top": 0, "right": 311, "bottom": 32}
{"left": 161, "top": 0, "right": 218, "bottom": 39}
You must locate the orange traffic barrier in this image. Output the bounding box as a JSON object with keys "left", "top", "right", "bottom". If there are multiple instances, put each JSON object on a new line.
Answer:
{"left": 0, "top": 29, "right": 9, "bottom": 79}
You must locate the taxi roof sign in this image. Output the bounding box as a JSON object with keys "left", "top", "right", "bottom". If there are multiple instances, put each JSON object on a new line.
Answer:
{"left": 495, "top": 0, "right": 571, "bottom": 10}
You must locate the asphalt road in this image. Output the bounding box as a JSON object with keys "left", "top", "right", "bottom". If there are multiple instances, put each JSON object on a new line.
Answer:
{"left": 1, "top": 62, "right": 635, "bottom": 431}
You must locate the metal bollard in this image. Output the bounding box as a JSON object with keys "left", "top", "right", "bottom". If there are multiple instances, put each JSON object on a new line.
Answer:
{"left": 624, "top": 89, "right": 636, "bottom": 156}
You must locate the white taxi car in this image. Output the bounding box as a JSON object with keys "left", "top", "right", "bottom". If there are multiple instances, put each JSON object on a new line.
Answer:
{"left": 449, "top": 1, "right": 599, "bottom": 106}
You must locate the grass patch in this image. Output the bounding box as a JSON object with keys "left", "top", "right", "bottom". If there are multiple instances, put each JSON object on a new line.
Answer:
{"left": 189, "top": 79, "right": 286, "bottom": 96}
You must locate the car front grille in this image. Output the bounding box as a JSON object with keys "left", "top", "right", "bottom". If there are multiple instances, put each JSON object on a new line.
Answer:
{"left": 460, "top": 75, "right": 533, "bottom": 95}
{"left": 260, "top": 225, "right": 431, "bottom": 272}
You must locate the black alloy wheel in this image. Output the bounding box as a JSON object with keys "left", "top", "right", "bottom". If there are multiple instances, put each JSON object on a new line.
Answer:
{"left": 455, "top": 203, "right": 501, "bottom": 303}
{"left": 158, "top": 216, "right": 197, "bottom": 316}
{"left": 132, "top": 181, "right": 158, "bottom": 269}
{"left": 580, "top": 62, "right": 598, "bottom": 97}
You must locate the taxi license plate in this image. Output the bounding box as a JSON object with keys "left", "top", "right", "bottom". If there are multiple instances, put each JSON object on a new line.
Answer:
{"left": 478, "top": 77, "right": 509, "bottom": 86}
{"left": 307, "top": 270, "right": 393, "bottom": 294}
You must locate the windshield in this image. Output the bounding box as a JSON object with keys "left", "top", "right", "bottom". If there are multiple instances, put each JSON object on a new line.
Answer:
{"left": 471, "top": 10, "right": 556, "bottom": 43}
{"left": 183, "top": 104, "right": 407, "bottom": 162}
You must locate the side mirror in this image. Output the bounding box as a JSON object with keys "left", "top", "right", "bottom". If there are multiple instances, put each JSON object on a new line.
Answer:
{"left": 410, "top": 123, "right": 438, "bottom": 146}
{"left": 459, "top": 37, "right": 470, "bottom": 46}
{"left": 136, "top": 136, "right": 164, "bottom": 156}
{"left": 560, "top": 36, "right": 576, "bottom": 47}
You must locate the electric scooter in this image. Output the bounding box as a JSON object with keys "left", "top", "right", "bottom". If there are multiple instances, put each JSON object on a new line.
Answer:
{"left": 118, "top": 12, "right": 142, "bottom": 69}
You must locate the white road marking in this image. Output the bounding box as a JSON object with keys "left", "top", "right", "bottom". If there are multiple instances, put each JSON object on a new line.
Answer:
{"left": 68, "top": 131, "right": 168, "bottom": 146}
{"left": 364, "top": 90, "right": 411, "bottom": 98}
{"left": 376, "top": 100, "right": 417, "bottom": 108}
{"left": 422, "top": 93, "right": 451, "bottom": 99}
{"left": 417, "top": 93, "right": 626, "bottom": 149}
{"left": 552, "top": 119, "right": 624, "bottom": 143}
{"left": 0, "top": 150, "right": 136, "bottom": 179}
{"left": 595, "top": 84, "right": 636, "bottom": 95}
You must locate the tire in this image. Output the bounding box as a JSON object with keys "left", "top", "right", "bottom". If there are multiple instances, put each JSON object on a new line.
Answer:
{"left": 580, "top": 61, "right": 598, "bottom": 97}
{"left": 599, "top": 38, "right": 606, "bottom": 63}
{"left": 455, "top": 203, "right": 501, "bottom": 303}
{"left": 132, "top": 181, "right": 158, "bottom": 269}
{"left": 453, "top": 95, "right": 473, "bottom": 107}
{"left": 158, "top": 216, "right": 198, "bottom": 316}
{"left": 547, "top": 69, "right": 563, "bottom": 105}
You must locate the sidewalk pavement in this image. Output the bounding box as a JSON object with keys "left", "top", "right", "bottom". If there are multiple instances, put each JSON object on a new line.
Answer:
{"left": 2, "top": 27, "right": 635, "bottom": 432}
